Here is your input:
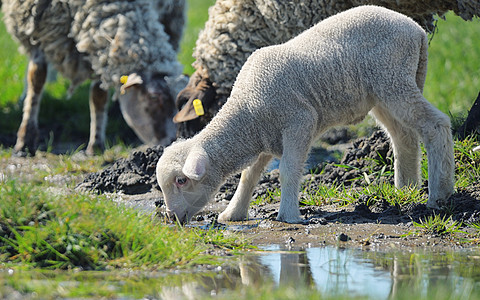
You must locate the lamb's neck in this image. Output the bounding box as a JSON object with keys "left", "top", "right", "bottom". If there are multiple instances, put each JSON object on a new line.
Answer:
{"left": 196, "top": 111, "right": 263, "bottom": 180}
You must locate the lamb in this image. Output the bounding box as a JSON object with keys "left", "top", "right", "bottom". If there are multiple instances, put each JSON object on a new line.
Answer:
{"left": 174, "top": 0, "right": 480, "bottom": 137}
{"left": 2, "top": 0, "right": 186, "bottom": 155}
{"left": 156, "top": 6, "right": 455, "bottom": 224}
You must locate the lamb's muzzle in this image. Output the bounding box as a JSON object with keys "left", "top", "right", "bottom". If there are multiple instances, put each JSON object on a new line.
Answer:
{"left": 156, "top": 6, "right": 455, "bottom": 224}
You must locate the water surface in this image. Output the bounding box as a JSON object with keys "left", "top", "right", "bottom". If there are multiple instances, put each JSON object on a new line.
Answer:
{"left": 3, "top": 245, "right": 480, "bottom": 299}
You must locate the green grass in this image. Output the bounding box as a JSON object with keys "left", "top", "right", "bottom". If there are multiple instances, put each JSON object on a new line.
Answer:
{"left": 0, "top": 16, "right": 28, "bottom": 107}
{"left": 424, "top": 14, "right": 480, "bottom": 116}
{"left": 453, "top": 135, "right": 480, "bottom": 188}
{"left": 412, "top": 214, "right": 464, "bottom": 236}
{"left": 178, "top": 0, "right": 216, "bottom": 75}
{"left": 0, "top": 179, "right": 250, "bottom": 270}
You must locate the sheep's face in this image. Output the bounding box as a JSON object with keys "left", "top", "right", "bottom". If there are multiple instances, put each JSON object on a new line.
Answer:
{"left": 173, "top": 71, "right": 216, "bottom": 138}
{"left": 118, "top": 72, "right": 176, "bottom": 146}
{"left": 156, "top": 142, "right": 216, "bottom": 224}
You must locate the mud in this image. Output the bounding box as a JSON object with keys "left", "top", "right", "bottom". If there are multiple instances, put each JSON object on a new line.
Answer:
{"left": 76, "top": 130, "right": 480, "bottom": 250}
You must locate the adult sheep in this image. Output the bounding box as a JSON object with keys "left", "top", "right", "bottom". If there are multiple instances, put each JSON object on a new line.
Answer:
{"left": 174, "top": 0, "right": 480, "bottom": 137}
{"left": 156, "top": 6, "right": 455, "bottom": 224}
{"left": 2, "top": 0, "right": 186, "bottom": 156}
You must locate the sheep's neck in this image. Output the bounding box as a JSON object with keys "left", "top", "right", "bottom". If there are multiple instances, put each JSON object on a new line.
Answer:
{"left": 197, "top": 109, "right": 263, "bottom": 180}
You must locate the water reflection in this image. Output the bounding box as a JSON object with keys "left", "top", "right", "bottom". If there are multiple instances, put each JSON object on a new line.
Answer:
{"left": 158, "top": 245, "right": 480, "bottom": 299}
{"left": 260, "top": 246, "right": 391, "bottom": 298}
{"left": 255, "top": 245, "right": 480, "bottom": 300}
{"left": 3, "top": 246, "right": 480, "bottom": 299}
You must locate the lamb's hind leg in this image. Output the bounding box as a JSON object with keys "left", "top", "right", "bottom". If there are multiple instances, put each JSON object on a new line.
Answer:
{"left": 86, "top": 80, "right": 108, "bottom": 155}
{"left": 374, "top": 92, "right": 455, "bottom": 209}
{"left": 218, "top": 153, "right": 272, "bottom": 222}
{"left": 14, "top": 49, "right": 47, "bottom": 156}
{"left": 370, "top": 106, "right": 421, "bottom": 188}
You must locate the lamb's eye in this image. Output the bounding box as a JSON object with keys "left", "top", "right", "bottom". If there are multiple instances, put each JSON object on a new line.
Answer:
{"left": 175, "top": 176, "right": 187, "bottom": 186}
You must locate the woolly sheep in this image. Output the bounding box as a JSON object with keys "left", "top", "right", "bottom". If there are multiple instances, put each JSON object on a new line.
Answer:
{"left": 174, "top": 0, "right": 480, "bottom": 137}
{"left": 2, "top": 0, "right": 186, "bottom": 155}
{"left": 156, "top": 6, "right": 455, "bottom": 224}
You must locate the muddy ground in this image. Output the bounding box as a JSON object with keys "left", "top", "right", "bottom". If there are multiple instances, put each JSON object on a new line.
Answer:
{"left": 73, "top": 129, "right": 480, "bottom": 251}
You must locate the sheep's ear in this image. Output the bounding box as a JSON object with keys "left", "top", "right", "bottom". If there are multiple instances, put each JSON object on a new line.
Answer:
{"left": 120, "top": 73, "right": 143, "bottom": 94}
{"left": 173, "top": 78, "right": 216, "bottom": 123}
{"left": 183, "top": 147, "right": 209, "bottom": 181}
{"left": 173, "top": 96, "right": 199, "bottom": 123}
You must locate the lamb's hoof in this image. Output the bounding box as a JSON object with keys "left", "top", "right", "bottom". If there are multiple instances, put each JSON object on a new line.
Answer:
{"left": 13, "top": 142, "right": 36, "bottom": 157}
{"left": 12, "top": 148, "right": 33, "bottom": 157}
{"left": 13, "top": 150, "right": 28, "bottom": 157}
{"left": 426, "top": 194, "right": 453, "bottom": 210}
{"left": 218, "top": 211, "right": 247, "bottom": 223}
{"left": 426, "top": 201, "right": 440, "bottom": 210}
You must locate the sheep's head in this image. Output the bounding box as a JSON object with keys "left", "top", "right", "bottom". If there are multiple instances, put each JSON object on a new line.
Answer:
{"left": 118, "top": 72, "right": 177, "bottom": 146}
{"left": 173, "top": 71, "right": 216, "bottom": 138}
{"left": 156, "top": 141, "right": 217, "bottom": 224}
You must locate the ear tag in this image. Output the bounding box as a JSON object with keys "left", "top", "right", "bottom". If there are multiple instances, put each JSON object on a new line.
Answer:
{"left": 120, "top": 75, "right": 128, "bottom": 94}
{"left": 193, "top": 99, "right": 205, "bottom": 116}
{"left": 120, "top": 75, "right": 128, "bottom": 84}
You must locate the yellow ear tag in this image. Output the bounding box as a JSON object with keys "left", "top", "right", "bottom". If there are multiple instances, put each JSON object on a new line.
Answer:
{"left": 193, "top": 99, "right": 205, "bottom": 116}
{"left": 120, "top": 75, "right": 128, "bottom": 84}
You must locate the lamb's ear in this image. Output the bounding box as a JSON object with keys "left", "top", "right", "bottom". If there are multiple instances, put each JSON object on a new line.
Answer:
{"left": 183, "top": 147, "right": 209, "bottom": 181}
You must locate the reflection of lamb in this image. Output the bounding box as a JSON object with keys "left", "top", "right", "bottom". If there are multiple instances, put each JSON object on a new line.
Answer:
{"left": 2, "top": 0, "right": 186, "bottom": 155}
{"left": 157, "top": 6, "right": 455, "bottom": 224}
{"left": 175, "top": 0, "right": 480, "bottom": 137}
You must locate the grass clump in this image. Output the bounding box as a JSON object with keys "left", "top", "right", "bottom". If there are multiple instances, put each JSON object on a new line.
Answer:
{"left": 453, "top": 135, "right": 480, "bottom": 188}
{"left": 251, "top": 188, "right": 281, "bottom": 206}
{"left": 412, "top": 214, "right": 464, "bottom": 236}
{"left": 301, "top": 181, "right": 424, "bottom": 209}
{"left": 0, "top": 180, "right": 248, "bottom": 270}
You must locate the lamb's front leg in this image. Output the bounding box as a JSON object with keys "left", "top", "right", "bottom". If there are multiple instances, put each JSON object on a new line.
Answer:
{"left": 277, "top": 131, "right": 311, "bottom": 224}
{"left": 86, "top": 80, "right": 108, "bottom": 155}
{"left": 14, "top": 49, "right": 47, "bottom": 156}
{"left": 218, "top": 153, "right": 272, "bottom": 222}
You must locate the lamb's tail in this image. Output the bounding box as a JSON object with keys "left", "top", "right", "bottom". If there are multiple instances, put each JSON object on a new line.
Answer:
{"left": 415, "top": 33, "right": 429, "bottom": 93}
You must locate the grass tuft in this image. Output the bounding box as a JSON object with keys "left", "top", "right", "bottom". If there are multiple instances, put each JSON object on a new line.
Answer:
{"left": 0, "top": 180, "right": 249, "bottom": 270}
{"left": 412, "top": 214, "right": 464, "bottom": 236}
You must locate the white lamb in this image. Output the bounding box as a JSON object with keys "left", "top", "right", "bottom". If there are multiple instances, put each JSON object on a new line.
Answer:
{"left": 156, "top": 6, "right": 455, "bottom": 224}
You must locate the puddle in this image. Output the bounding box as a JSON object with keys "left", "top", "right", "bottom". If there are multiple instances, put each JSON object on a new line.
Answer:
{"left": 3, "top": 245, "right": 480, "bottom": 299}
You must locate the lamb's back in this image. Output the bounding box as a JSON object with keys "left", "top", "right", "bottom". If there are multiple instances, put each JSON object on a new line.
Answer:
{"left": 228, "top": 6, "right": 427, "bottom": 128}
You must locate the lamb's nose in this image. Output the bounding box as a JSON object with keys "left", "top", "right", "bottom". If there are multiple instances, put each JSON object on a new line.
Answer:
{"left": 166, "top": 209, "right": 186, "bottom": 225}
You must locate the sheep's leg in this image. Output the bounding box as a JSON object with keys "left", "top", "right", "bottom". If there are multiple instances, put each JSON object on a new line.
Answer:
{"left": 86, "top": 80, "right": 108, "bottom": 155}
{"left": 218, "top": 153, "right": 272, "bottom": 222}
{"left": 277, "top": 129, "right": 312, "bottom": 224}
{"left": 378, "top": 93, "right": 455, "bottom": 209}
{"left": 370, "top": 106, "right": 421, "bottom": 188}
{"left": 14, "top": 49, "right": 47, "bottom": 156}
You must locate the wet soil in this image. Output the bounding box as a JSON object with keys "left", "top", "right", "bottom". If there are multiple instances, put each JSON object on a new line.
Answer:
{"left": 74, "top": 129, "right": 480, "bottom": 251}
